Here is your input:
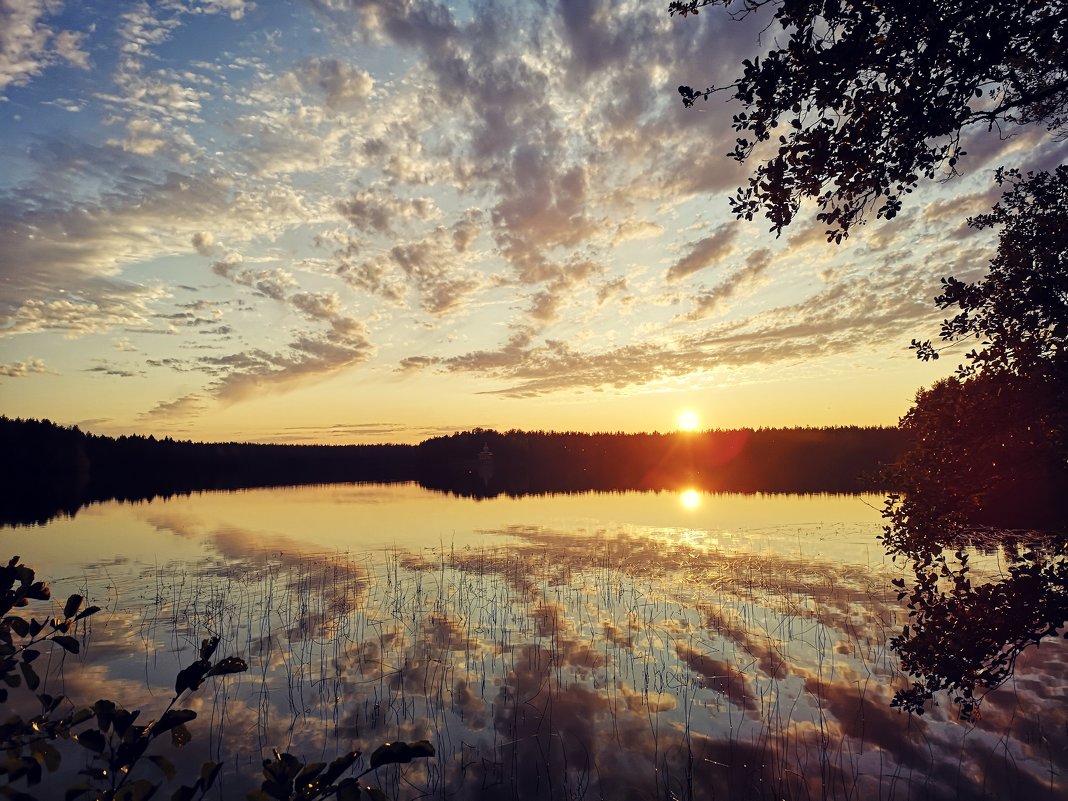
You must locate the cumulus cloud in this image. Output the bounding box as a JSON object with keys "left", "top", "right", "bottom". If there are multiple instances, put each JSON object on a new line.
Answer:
{"left": 191, "top": 231, "right": 216, "bottom": 256}
{"left": 0, "top": 357, "right": 49, "bottom": 378}
{"left": 293, "top": 58, "right": 374, "bottom": 113}
{"left": 336, "top": 190, "right": 435, "bottom": 235}
{"left": 0, "top": 1, "right": 90, "bottom": 96}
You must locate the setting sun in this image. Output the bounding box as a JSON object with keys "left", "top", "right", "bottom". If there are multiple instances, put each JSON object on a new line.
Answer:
{"left": 677, "top": 410, "right": 701, "bottom": 431}
{"left": 680, "top": 488, "right": 701, "bottom": 509}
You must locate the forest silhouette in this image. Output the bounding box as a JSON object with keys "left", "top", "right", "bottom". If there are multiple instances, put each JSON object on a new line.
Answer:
{"left": 0, "top": 416, "right": 903, "bottom": 526}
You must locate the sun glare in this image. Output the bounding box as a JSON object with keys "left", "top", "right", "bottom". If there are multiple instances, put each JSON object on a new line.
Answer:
{"left": 680, "top": 488, "right": 701, "bottom": 510}
{"left": 677, "top": 410, "right": 700, "bottom": 431}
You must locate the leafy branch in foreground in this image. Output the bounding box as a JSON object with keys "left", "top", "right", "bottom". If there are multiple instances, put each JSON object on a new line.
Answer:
{"left": 1, "top": 557, "right": 435, "bottom": 801}
{"left": 1, "top": 556, "right": 247, "bottom": 801}
{"left": 246, "top": 741, "right": 435, "bottom": 801}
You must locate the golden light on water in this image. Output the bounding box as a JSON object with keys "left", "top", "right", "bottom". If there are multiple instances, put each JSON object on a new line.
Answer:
{"left": 677, "top": 410, "right": 700, "bottom": 431}
{"left": 680, "top": 489, "right": 701, "bottom": 509}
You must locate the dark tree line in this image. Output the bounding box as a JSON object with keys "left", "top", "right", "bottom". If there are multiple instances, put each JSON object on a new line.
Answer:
{"left": 0, "top": 417, "right": 904, "bottom": 526}
{"left": 416, "top": 426, "right": 903, "bottom": 498}
{"left": 0, "top": 417, "right": 414, "bottom": 526}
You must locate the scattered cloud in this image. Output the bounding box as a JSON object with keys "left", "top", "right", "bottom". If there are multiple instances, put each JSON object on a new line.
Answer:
{"left": 138, "top": 393, "right": 207, "bottom": 422}
{"left": 667, "top": 225, "right": 739, "bottom": 282}
{"left": 0, "top": 2, "right": 90, "bottom": 97}
{"left": 0, "top": 357, "right": 49, "bottom": 378}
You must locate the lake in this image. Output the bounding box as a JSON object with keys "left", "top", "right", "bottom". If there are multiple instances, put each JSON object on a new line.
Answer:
{"left": 5, "top": 484, "right": 1065, "bottom": 800}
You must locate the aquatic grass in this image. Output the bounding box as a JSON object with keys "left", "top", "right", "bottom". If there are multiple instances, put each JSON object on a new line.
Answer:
{"left": 14, "top": 518, "right": 1067, "bottom": 800}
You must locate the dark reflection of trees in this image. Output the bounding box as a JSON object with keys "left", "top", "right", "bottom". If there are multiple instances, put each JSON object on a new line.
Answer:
{"left": 0, "top": 417, "right": 903, "bottom": 526}
{"left": 882, "top": 522, "right": 1068, "bottom": 719}
{"left": 415, "top": 426, "right": 903, "bottom": 499}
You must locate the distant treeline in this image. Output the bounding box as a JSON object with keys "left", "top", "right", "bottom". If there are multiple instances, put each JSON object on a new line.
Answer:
{"left": 416, "top": 427, "right": 905, "bottom": 499}
{"left": 0, "top": 417, "right": 413, "bottom": 526}
{"left": 0, "top": 417, "right": 905, "bottom": 526}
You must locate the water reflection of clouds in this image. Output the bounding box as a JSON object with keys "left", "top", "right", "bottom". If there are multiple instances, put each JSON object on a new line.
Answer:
{"left": 13, "top": 499, "right": 1067, "bottom": 801}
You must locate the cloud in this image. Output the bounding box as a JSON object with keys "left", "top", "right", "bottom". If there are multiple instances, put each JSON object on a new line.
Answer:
{"left": 0, "top": 357, "right": 48, "bottom": 378}
{"left": 401, "top": 261, "right": 941, "bottom": 397}
{"left": 336, "top": 190, "right": 435, "bottom": 235}
{"left": 138, "top": 393, "right": 207, "bottom": 422}
{"left": 293, "top": 58, "right": 374, "bottom": 113}
{"left": 191, "top": 231, "right": 216, "bottom": 256}
{"left": 210, "top": 320, "right": 374, "bottom": 402}
{"left": 0, "top": 2, "right": 90, "bottom": 97}
{"left": 667, "top": 225, "right": 739, "bottom": 282}
{"left": 611, "top": 220, "right": 663, "bottom": 245}
{"left": 683, "top": 247, "right": 773, "bottom": 321}
{"left": 337, "top": 224, "right": 484, "bottom": 315}
{"left": 0, "top": 164, "right": 248, "bottom": 336}
{"left": 596, "top": 277, "right": 627, "bottom": 305}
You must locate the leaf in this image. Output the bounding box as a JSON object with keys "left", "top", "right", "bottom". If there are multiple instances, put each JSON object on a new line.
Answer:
{"left": 31, "top": 739, "right": 61, "bottom": 772}
{"left": 22, "top": 648, "right": 40, "bottom": 663}
{"left": 361, "top": 786, "right": 388, "bottom": 801}
{"left": 75, "top": 728, "right": 106, "bottom": 753}
{"left": 95, "top": 699, "right": 117, "bottom": 732}
{"left": 296, "top": 761, "right": 326, "bottom": 784}
{"left": 321, "top": 752, "right": 359, "bottom": 785}
{"left": 199, "top": 761, "right": 222, "bottom": 791}
{"left": 115, "top": 778, "right": 159, "bottom": 801}
{"left": 75, "top": 605, "right": 101, "bottom": 622}
{"left": 63, "top": 594, "right": 84, "bottom": 619}
{"left": 207, "top": 656, "right": 248, "bottom": 677}
{"left": 174, "top": 661, "right": 210, "bottom": 695}
{"left": 112, "top": 708, "right": 141, "bottom": 737}
{"left": 171, "top": 723, "right": 192, "bottom": 748}
{"left": 52, "top": 635, "right": 79, "bottom": 654}
{"left": 5, "top": 615, "right": 29, "bottom": 637}
{"left": 69, "top": 706, "right": 95, "bottom": 727}
{"left": 335, "top": 779, "right": 361, "bottom": 801}
{"left": 149, "top": 755, "right": 177, "bottom": 781}
{"left": 152, "top": 709, "right": 197, "bottom": 737}
{"left": 66, "top": 784, "right": 94, "bottom": 801}
{"left": 199, "top": 636, "right": 220, "bottom": 661}
{"left": 19, "top": 660, "right": 39, "bottom": 691}
{"left": 368, "top": 740, "right": 435, "bottom": 769}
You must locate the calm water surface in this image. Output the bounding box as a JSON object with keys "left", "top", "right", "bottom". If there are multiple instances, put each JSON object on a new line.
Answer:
{"left": 6, "top": 484, "right": 1065, "bottom": 800}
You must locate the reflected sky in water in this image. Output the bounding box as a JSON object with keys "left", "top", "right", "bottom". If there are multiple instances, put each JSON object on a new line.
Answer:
{"left": 5, "top": 485, "right": 1065, "bottom": 800}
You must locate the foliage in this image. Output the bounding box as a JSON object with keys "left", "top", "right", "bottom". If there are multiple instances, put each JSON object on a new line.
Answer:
{"left": 1, "top": 556, "right": 434, "bottom": 801}
{"left": 911, "top": 166, "right": 1068, "bottom": 381}
{"left": 886, "top": 539, "right": 1068, "bottom": 718}
{"left": 670, "top": 0, "right": 1068, "bottom": 239}
{"left": 884, "top": 373, "right": 1067, "bottom": 537}
{"left": 245, "top": 742, "right": 434, "bottom": 801}
{"left": 1, "top": 559, "right": 246, "bottom": 801}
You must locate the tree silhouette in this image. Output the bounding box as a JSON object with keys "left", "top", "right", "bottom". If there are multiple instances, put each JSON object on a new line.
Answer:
{"left": 671, "top": 1, "right": 1068, "bottom": 717}
{"left": 671, "top": 0, "right": 1068, "bottom": 239}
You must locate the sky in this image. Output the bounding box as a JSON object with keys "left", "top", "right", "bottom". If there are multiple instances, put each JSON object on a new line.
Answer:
{"left": 1, "top": 0, "right": 1062, "bottom": 445}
